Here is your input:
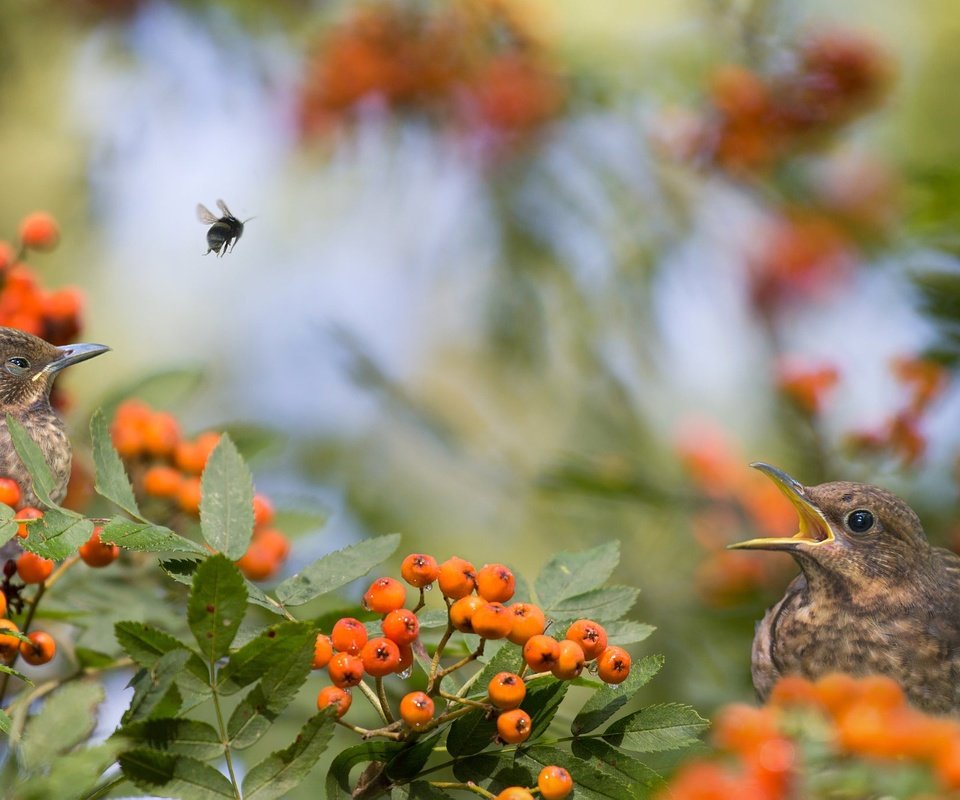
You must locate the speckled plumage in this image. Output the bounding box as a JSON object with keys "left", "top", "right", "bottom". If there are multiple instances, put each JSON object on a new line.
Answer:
{"left": 734, "top": 465, "right": 960, "bottom": 715}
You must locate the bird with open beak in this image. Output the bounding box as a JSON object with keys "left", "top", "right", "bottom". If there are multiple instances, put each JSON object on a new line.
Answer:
{"left": 731, "top": 462, "right": 960, "bottom": 715}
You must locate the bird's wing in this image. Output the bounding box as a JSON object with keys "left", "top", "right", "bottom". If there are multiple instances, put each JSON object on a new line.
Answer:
{"left": 752, "top": 573, "right": 807, "bottom": 700}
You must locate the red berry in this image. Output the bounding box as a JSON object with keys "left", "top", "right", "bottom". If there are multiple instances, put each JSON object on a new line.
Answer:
{"left": 331, "top": 617, "right": 368, "bottom": 655}
{"left": 360, "top": 636, "right": 401, "bottom": 677}
{"left": 470, "top": 602, "right": 513, "bottom": 640}
{"left": 19, "top": 212, "right": 60, "bottom": 251}
{"left": 381, "top": 608, "right": 420, "bottom": 645}
{"left": 564, "top": 619, "right": 608, "bottom": 660}
{"left": 538, "top": 765, "right": 574, "bottom": 800}
{"left": 522, "top": 634, "right": 560, "bottom": 672}
{"left": 19, "top": 631, "right": 56, "bottom": 666}
{"left": 596, "top": 645, "right": 632, "bottom": 684}
{"left": 79, "top": 528, "right": 120, "bottom": 568}
{"left": 400, "top": 553, "right": 440, "bottom": 588}
{"left": 14, "top": 507, "right": 42, "bottom": 540}
{"left": 313, "top": 634, "right": 333, "bottom": 670}
{"left": 437, "top": 556, "right": 476, "bottom": 599}
{"left": 506, "top": 602, "right": 546, "bottom": 646}
{"left": 496, "top": 708, "right": 532, "bottom": 744}
{"left": 17, "top": 551, "right": 54, "bottom": 584}
{"left": 317, "top": 685, "right": 352, "bottom": 717}
{"left": 0, "top": 477, "right": 22, "bottom": 508}
{"left": 551, "top": 640, "right": 585, "bottom": 680}
{"left": 488, "top": 672, "right": 526, "bottom": 710}
{"left": 475, "top": 563, "right": 516, "bottom": 603}
{"left": 328, "top": 652, "right": 364, "bottom": 688}
{"left": 399, "top": 691, "right": 435, "bottom": 729}
{"left": 362, "top": 576, "right": 407, "bottom": 615}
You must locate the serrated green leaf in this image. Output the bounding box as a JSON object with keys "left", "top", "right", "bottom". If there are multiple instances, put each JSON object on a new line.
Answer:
{"left": 114, "top": 621, "right": 209, "bottom": 691}
{"left": 0, "top": 503, "right": 17, "bottom": 546}
{"left": 548, "top": 586, "right": 639, "bottom": 621}
{"left": 241, "top": 711, "right": 336, "bottom": 799}
{"left": 219, "top": 621, "right": 313, "bottom": 695}
{"left": 161, "top": 558, "right": 283, "bottom": 614}
{"left": 0, "top": 708, "right": 10, "bottom": 734}
{"left": 605, "top": 619, "right": 656, "bottom": 645}
{"left": 20, "top": 508, "right": 92, "bottom": 560}
{"left": 604, "top": 703, "right": 709, "bottom": 753}
{"left": 101, "top": 517, "right": 207, "bottom": 555}
{"left": 6, "top": 414, "right": 59, "bottom": 508}
{"left": 275, "top": 533, "right": 401, "bottom": 606}
{"left": 119, "top": 748, "right": 235, "bottom": 798}
{"left": 0, "top": 663, "right": 32, "bottom": 684}
{"left": 451, "top": 752, "right": 532, "bottom": 793}
{"left": 20, "top": 681, "right": 105, "bottom": 771}
{"left": 472, "top": 640, "right": 524, "bottom": 693}
{"left": 572, "top": 654, "right": 664, "bottom": 735}
{"left": 446, "top": 708, "right": 497, "bottom": 757}
{"left": 325, "top": 741, "right": 405, "bottom": 800}
{"left": 187, "top": 555, "right": 247, "bottom": 662}
{"left": 74, "top": 647, "right": 116, "bottom": 669}
{"left": 536, "top": 541, "right": 620, "bottom": 609}
{"left": 395, "top": 782, "right": 457, "bottom": 799}
{"left": 14, "top": 741, "right": 122, "bottom": 800}
{"left": 384, "top": 732, "right": 442, "bottom": 782}
{"left": 199, "top": 434, "right": 254, "bottom": 560}
{"left": 571, "top": 739, "right": 665, "bottom": 798}
{"left": 123, "top": 650, "right": 191, "bottom": 724}
{"left": 114, "top": 719, "right": 224, "bottom": 761}
{"left": 227, "top": 626, "right": 314, "bottom": 749}
{"left": 90, "top": 408, "right": 141, "bottom": 518}
{"left": 521, "top": 746, "right": 635, "bottom": 800}
{"left": 523, "top": 678, "right": 568, "bottom": 739}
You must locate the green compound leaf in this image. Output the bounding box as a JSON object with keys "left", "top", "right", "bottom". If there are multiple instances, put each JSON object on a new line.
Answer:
{"left": 119, "top": 748, "right": 236, "bottom": 798}
{"left": 219, "top": 621, "right": 314, "bottom": 695}
{"left": 241, "top": 711, "right": 336, "bottom": 799}
{"left": 446, "top": 707, "right": 497, "bottom": 758}
{"left": 384, "top": 732, "right": 443, "bottom": 783}
{"left": 199, "top": 434, "right": 254, "bottom": 560}
{"left": 122, "top": 650, "right": 191, "bottom": 725}
{"left": 187, "top": 555, "right": 247, "bottom": 663}
{"left": 547, "top": 586, "right": 640, "bottom": 622}
{"left": 20, "top": 681, "right": 105, "bottom": 771}
{"left": 114, "top": 620, "right": 209, "bottom": 691}
{"left": 14, "top": 742, "right": 122, "bottom": 800}
{"left": 604, "top": 619, "right": 656, "bottom": 646}
{"left": 275, "top": 533, "right": 401, "bottom": 607}
{"left": 521, "top": 746, "right": 635, "bottom": 800}
{"left": 114, "top": 718, "right": 225, "bottom": 761}
{"left": 0, "top": 503, "right": 16, "bottom": 546}
{"left": 20, "top": 508, "right": 92, "bottom": 561}
{"left": 522, "top": 677, "right": 568, "bottom": 740}
{"left": 535, "top": 540, "right": 620, "bottom": 609}
{"left": 572, "top": 654, "right": 665, "bottom": 735}
{"left": 571, "top": 738, "right": 666, "bottom": 797}
{"left": 326, "top": 741, "right": 406, "bottom": 800}
{"left": 100, "top": 517, "right": 207, "bottom": 555}
{"left": 90, "top": 408, "right": 141, "bottom": 518}
{"left": 6, "top": 413, "right": 59, "bottom": 508}
{"left": 604, "top": 702, "right": 709, "bottom": 753}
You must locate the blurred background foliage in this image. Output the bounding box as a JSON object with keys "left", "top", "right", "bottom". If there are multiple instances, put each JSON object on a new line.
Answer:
{"left": 1, "top": 0, "right": 960, "bottom": 788}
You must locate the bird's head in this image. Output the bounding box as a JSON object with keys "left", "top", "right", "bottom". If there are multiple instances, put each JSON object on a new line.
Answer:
{"left": 0, "top": 327, "right": 109, "bottom": 410}
{"left": 729, "top": 463, "right": 930, "bottom": 590}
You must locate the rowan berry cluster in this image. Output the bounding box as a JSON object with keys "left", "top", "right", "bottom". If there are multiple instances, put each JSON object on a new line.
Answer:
{"left": 313, "top": 552, "right": 634, "bottom": 799}
{"left": 110, "top": 399, "right": 290, "bottom": 580}
{"left": 663, "top": 672, "right": 960, "bottom": 799}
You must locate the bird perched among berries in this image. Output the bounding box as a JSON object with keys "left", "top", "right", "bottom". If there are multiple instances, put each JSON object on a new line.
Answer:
{"left": 730, "top": 462, "right": 960, "bottom": 715}
{"left": 0, "top": 327, "right": 109, "bottom": 508}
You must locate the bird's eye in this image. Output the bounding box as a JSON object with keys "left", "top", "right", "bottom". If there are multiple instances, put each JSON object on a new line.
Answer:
{"left": 5, "top": 357, "right": 30, "bottom": 376}
{"left": 846, "top": 509, "right": 875, "bottom": 534}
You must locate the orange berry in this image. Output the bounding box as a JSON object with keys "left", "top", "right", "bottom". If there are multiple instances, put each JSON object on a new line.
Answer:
{"left": 176, "top": 476, "right": 203, "bottom": 514}
{"left": 395, "top": 643, "right": 414, "bottom": 675}
{"left": 437, "top": 556, "right": 476, "bottom": 599}
{"left": 43, "top": 286, "right": 83, "bottom": 322}
{"left": 475, "top": 563, "right": 516, "bottom": 603}
{"left": 768, "top": 675, "right": 819, "bottom": 707}
{"left": 360, "top": 636, "right": 401, "bottom": 677}
{"left": 0, "top": 619, "right": 20, "bottom": 659}
{"left": 252, "top": 493, "right": 275, "bottom": 527}
{"left": 564, "top": 619, "right": 608, "bottom": 660}
{"left": 79, "top": 528, "right": 120, "bottom": 568}
{"left": 14, "top": 507, "right": 42, "bottom": 540}
{"left": 313, "top": 634, "right": 334, "bottom": 670}
{"left": 142, "top": 465, "right": 183, "bottom": 498}
{"left": 858, "top": 674, "right": 905, "bottom": 711}
{"left": 381, "top": 608, "right": 419, "bottom": 645}
{"left": 331, "top": 617, "right": 368, "bottom": 655}
{"left": 0, "top": 241, "right": 14, "bottom": 271}
{"left": 328, "top": 652, "right": 364, "bottom": 688}
{"left": 0, "top": 477, "right": 21, "bottom": 508}
{"left": 522, "top": 634, "right": 560, "bottom": 672}
{"left": 0, "top": 591, "right": 5, "bottom": 617}
{"left": 142, "top": 412, "right": 180, "bottom": 457}
{"left": 596, "top": 645, "right": 631, "bottom": 684}
{"left": 399, "top": 691, "right": 435, "bottom": 729}
{"left": 19, "top": 630, "right": 56, "bottom": 666}
{"left": 194, "top": 432, "right": 222, "bottom": 468}
{"left": 112, "top": 425, "right": 144, "bottom": 458}
{"left": 496, "top": 790, "right": 534, "bottom": 800}
{"left": 450, "top": 595, "right": 485, "bottom": 633}
{"left": 488, "top": 672, "right": 526, "bottom": 710}
{"left": 17, "top": 551, "right": 54, "bottom": 584}
{"left": 252, "top": 528, "right": 289, "bottom": 562}
{"left": 813, "top": 672, "right": 861, "bottom": 717}
{"left": 537, "top": 766, "right": 573, "bottom": 800}
{"left": 496, "top": 708, "right": 532, "bottom": 744}
{"left": 713, "top": 703, "right": 779, "bottom": 755}
{"left": 235, "top": 543, "right": 279, "bottom": 581}
{"left": 506, "top": 603, "right": 546, "bottom": 646}
{"left": 400, "top": 553, "right": 440, "bottom": 588}
{"left": 362, "top": 576, "right": 407, "bottom": 615}
{"left": 551, "top": 640, "right": 585, "bottom": 680}
{"left": 173, "top": 440, "right": 205, "bottom": 474}
{"left": 317, "top": 685, "right": 352, "bottom": 718}
{"left": 19, "top": 212, "right": 60, "bottom": 251}
{"left": 470, "top": 602, "right": 513, "bottom": 640}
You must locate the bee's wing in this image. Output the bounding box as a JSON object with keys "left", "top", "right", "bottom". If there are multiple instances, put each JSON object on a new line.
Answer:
{"left": 216, "top": 199, "right": 233, "bottom": 217}
{"left": 197, "top": 203, "right": 219, "bottom": 224}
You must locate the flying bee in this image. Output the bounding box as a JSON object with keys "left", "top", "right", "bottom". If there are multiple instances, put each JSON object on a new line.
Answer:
{"left": 197, "top": 199, "right": 249, "bottom": 256}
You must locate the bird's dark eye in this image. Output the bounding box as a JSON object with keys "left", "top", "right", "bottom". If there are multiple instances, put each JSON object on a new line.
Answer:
{"left": 5, "top": 357, "right": 30, "bottom": 376}
{"left": 846, "top": 509, "right": 875, "bottom": 534}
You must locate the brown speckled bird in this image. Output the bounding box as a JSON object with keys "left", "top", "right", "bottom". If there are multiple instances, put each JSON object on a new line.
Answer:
{"left": 730, "top": 462, "right": 960, "bottom": 715}
{"left": 0, "top": 327, "right": 109, "bottom": 508}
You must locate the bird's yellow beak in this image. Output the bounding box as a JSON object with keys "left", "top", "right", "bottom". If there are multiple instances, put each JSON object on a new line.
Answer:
{"left": 728, "top": 463, "right": 835, "bottom": 551}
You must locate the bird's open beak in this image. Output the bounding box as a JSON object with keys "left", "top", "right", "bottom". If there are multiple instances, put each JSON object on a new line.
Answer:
{"left": 727, "top": 463, "right": 835, "bottom": 551}
{"left": 32, "top": 342, "right": 111, "bottom": 382}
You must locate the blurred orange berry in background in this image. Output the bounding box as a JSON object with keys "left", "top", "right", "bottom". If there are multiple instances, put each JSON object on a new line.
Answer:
{"left": 18, "top": 212, "right": 60, "bottom": 251}
{"left": 776, "top": 358, "right": 840, "bottom": 416}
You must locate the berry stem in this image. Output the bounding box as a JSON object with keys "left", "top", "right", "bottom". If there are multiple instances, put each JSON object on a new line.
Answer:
{"left": 357, "top": 679, "right": 390, "bottom": 724}
{"left": 43, "top": 554, "right": 79, "bottom": 591}
{"left": 429, "top": 781, "right": 496, "bottom": 799}
{"left": 375, "top": 676, "right": 395, "bottom": 724}
{"left": 412, "top": 587, "right": 427, "bottom": 613}
{"left": 438, "top": 689, "right": 489, "bottom": 710}
{"left": 337, "top": 719, "right": 403, "bottom": 740}
{"left": 430, "top": 640, "right": 485, "bottom": 692}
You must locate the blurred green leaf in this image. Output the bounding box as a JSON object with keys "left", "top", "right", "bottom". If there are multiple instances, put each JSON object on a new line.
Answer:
{"left": 275, "top": 533, "right": 401, "bottom": 607}
{"left": 0, "top": 663, "right": 32, "bottom": 684}
{"left": 199, "top": 434, "right": 254, "bottom": 560}
{"left": 549, "top": 586, "right": 640, "bottom": 621}
{"left": 122, "top": 650, "right": 190, "bottom": 725}
{"left": 0, "top": 503, "right": 16, "bottom": 546}
{"left": 19, "top": 681, "right": 104, "bottom": 771}
{"left": 572, "top": 654, "right": 665, "bottom": 735}
{"left": 90, "top": 408, "right": 141, "bottom": 519}
{"left": 604, "top": 703, "right": 709, "bottom": 753}
{"left": 523, "top": 677, "right": 568, "bottom": 739}
{"left": 0, "top": 708, "right": 10, "bottom": 734}
{"left": 101, "top": 518, "right": 206, "bottom": 555}
{"left": 394, "top": 782, "right": 457, "bottom": 799}
{"left": 536, "top": 541, "right": 620, "bottom": 608}
{"left": 187, "top": 555, "right": 247, "bottom": 662}
{"left": 6, "top": 414, "right": 59, "bottom": 508}
{"left": 446, "top": 707, "right": 497, "bottom": 757}
{"left": 326, "top": 741, "right": 405, "bottom": 799}
{"left": 74, "top": 647, "right": 115, "bottom": 669}
{"left": 14, "top": 742, "right": 121, "bottom": 800}
{"left": 571, "top": 739, "right": 665, "bottom": 797}
{"left": 20, "top": 508, "right": 92, "bottom": 561}
{"left": 114, "top": 718, "right": 224, "bottom": 761}
{"left": 119, "top": 748, "right": 235, "bottom": 797}
{"left": 241, "top": 711, "right": 336, "bottom": 799}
